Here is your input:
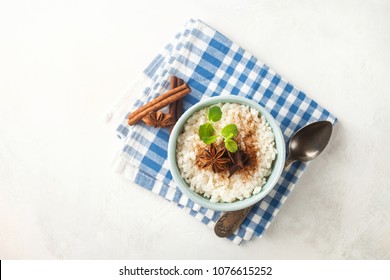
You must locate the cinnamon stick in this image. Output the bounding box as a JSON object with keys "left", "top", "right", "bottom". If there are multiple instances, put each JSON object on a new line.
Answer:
{"left": 169, "top": 76, "right": 178, "bottom": 122}
{"left": 128, "top": 84, "right": 191, "bottom": 125}
{"left": 169, "top": 76, "right": 185, "bottom": 133}
{"left": 128, "top": 83, "right": 188, "bottom": 120}
{"left": 175, "top": 79, "right": 184, "bottom": 120}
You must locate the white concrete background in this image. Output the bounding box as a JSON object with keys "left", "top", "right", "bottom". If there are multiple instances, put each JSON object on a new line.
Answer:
{"left": 0, "top": 0, "right": 389, "bottom": 259}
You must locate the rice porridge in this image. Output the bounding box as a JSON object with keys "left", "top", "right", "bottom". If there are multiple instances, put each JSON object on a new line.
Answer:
{"left": 176, "top": 103, "right": 277, "bottom": 203}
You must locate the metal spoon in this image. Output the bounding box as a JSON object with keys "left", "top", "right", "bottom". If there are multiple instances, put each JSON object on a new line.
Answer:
{"left": 214, "top": 120, "right": 333, "bottom": 238}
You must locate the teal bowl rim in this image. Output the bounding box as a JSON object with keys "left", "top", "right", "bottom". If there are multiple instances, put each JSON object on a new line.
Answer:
{"left": 168, "top": 95, "right": 286, "bottom": 211}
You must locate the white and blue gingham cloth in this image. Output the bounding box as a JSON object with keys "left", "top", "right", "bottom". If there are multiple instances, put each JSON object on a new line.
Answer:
{"left": 111, "top": 19, "right": 337, "bottom": 245}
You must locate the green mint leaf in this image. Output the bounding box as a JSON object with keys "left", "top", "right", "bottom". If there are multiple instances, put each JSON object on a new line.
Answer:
{"left": 202, "top": 135, "right": 218, "bottom": 145}
{"left": 199, "top": 122, "right": 214, "bottom": 139}
{"left": 221, "top": 124, "right": 238, "bottom": 139}
{"left": 225, "top": 138, "right": 238, "bottom": 153}
{"left": 224, "top": 133, "right": 234, "bottom": 139}
{"left": 208, "top": 106, "right": 222, "bottom": 122}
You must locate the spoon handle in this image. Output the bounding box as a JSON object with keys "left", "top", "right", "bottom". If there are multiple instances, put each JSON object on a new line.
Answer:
{"left": 284, "top": 157, "right": 294, "bottom": 169}
{"left": 214, "top": 206, "right": 253, "bottom": 237}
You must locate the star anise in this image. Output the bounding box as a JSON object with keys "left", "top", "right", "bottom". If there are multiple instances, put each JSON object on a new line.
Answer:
{"left": 228, "top": 149, "right": 250, "bottom": 177}
{"left": 197, "top": 144, "right": 231, "bottom": 173}
{"left": 142, "top": 111, "right": 175, "bottom": 128}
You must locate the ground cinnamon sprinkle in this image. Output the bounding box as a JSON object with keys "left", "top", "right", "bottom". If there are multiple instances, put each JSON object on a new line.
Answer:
{"left": 195, "top": 115, "right": 261, "bottom": 184}
{"left": 235, "top": 131, "right": 259, "bottom": 184}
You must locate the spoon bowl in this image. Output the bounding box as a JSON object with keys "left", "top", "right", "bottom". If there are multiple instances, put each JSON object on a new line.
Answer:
{"left": 285, "top": 121, "right": 333, "bottom": 167}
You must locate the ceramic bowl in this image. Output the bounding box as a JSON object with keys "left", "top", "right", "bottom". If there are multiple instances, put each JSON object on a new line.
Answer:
{"left": 168, "top": 95, "right": 285, "bottom": 211}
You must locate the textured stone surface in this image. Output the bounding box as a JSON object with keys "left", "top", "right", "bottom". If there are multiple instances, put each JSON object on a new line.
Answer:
{"left": 0, "top": 0, "right": 389, "bottom": 259}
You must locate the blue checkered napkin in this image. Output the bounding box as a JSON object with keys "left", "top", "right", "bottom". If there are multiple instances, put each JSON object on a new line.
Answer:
{"left": 114, "top": 19, "right": 337, "bottom": 245}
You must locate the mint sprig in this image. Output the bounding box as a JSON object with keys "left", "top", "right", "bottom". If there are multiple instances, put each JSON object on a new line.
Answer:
{"left": 224, "top": 138, "right": 238, "bottom": 153}
{"left": 208, "top": 106, "right": 222, "bottom": 122}
{"left": 202, "top": 135, "right": 219, "bottom": 144}
{"left": 221, "top": 124, "right": 238, "bottom": 139}
{"left": 199, "top": 122, "right": 214, "bottom": 139}
{"left": 198, "top": 106, "right": 239, "bottom": 153}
